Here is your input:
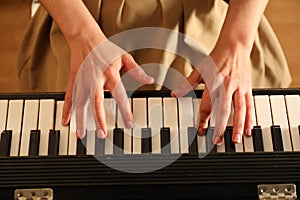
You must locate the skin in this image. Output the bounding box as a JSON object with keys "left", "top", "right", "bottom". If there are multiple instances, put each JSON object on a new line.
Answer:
{"left": 39, "top": 0, "right": 269, "bottom": 144}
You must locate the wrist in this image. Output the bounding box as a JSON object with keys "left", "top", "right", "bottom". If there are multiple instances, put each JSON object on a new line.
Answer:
{"left": 65, "top": 20, "right": 106, "bottom": 44}
{"left": 215, "top": 32, "right": 254, "bottom": 56}
{"left": 66, "top": 22, "right": 107, "bottom": 55}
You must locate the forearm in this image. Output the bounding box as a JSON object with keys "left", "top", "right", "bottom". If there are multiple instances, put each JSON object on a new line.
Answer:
{"left": 39, "top": 0, "right": 106, "bottom": 45}
{"left": 217, "top": 0, "right": 269, "bottom": 51}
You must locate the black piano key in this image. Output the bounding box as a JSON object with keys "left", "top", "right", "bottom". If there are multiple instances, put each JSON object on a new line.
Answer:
{"left": 141, "top": 128, "right": 152, "bottom": 154}
{"left": 95, "top": 134, "right": 105, "bottom": 156}
{"left": 76, "top": 134, "right": 87, "bottom": 156}
{"left": 224, "top": 126, "right": 235, "bottom": 153}
{"left": 252, "top": 126, "right": 264, "bottom": 152}
{"left": 298, "top": 125, "right": 300, "bottom": 135}
{"left": 0, "top": 130, "right": 12, "bottom": 156}
{"left": 161, "top": 127, "right": 171, "bottom": 154}
{"left": 113, "top": 128, "right": 124, "bottom": 155}
{"left": 48, "top": 130, "right": 60, "bottom": 156}
{"left": 206, "top": 127, "right": 217, "bottom": 153}
{"left": 29, "top": 130, "right": 40, "bottom": 156}
{"left": 271, "top": 125, "right": 284, "bottom": 152}
{"left": 188, "top": 127, "right": 198, "bottom": 154}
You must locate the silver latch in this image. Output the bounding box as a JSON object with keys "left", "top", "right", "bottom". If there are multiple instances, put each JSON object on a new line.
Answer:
{"left": 14, "top": 188, "right": 53, "bottom": 200}
{"left": 258, "top": 184, "right": 297, "bottom": 200}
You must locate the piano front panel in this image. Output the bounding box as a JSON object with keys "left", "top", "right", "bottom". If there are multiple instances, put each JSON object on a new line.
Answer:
{"left": 0, "top": 89, "right": 299, "bottom": 199}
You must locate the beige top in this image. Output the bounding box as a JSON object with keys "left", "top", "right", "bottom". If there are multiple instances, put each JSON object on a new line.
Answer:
{"left": 17, "top": 0, "right": 292, "bottom": 92}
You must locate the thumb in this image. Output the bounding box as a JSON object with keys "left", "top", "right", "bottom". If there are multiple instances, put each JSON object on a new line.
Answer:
{"left": 171, "top": 68, "right": 204, "bottom": 98}
{"left": 121, "top": 54, "right": 154, "bottom": 84}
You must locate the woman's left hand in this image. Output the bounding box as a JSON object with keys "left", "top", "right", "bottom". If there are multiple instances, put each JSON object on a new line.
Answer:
{"left": 172, "top": 41, "right": 255, "bottom": 145}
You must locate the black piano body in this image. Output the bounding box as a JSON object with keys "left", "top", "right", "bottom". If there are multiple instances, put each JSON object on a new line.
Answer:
{"left": 0, "top": 89, "right": 299, "bottom": 200}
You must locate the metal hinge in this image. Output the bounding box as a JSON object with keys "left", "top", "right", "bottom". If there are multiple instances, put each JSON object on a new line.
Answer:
{"left": 14, "top": 188, "right": 53, "bottom": 200}
{"left": 258, "top": 184, "right": 297, "bottom": 200}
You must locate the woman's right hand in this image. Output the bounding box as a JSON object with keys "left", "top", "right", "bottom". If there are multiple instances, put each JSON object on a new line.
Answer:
{"left": 62, "top": 31, "right": 154, "bottom": 139}
{"left": 38, "top": 0, "right": 153, "bottom": 139}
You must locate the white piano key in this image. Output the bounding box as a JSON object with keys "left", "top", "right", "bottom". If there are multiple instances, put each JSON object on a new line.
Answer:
{"left": 6, "top": 100, "right": 23, "bottom": 156}
{"left": 117, "top": 99, "right": 132, "bottom": 154}
{"left": 20, "top": 100, "right": 39, "bottom": 156}
{"left": 285, "top": 95, "right": 300, "bottom": 151}
{"left": 243, "top": 97, "right": 255, "bottom": 153}
{"left": 235, "top": 136, "right": 244, "bottom": 153}
{"left": 68, "top": 110, "right": 77, "bottom": 155}
{"left": 132, "top": 98, "right": 147, "bottom": 154}
{"left": 178, "top": 97, "right": 194, "bottom": 154}
{"left": 148, "top": 98, "right": 162, "bottom": 154}
{"left": 163, "top": 98, "right": 179, "bottom": 154}
{"left": 38, "top": 99, "right": 55, "bottom": 156}
{"left": 0, "top": 100, "right": 8, "bottom": 131}
{"left": 193, "top": 98, "right": 206, "bottom": 154}
{"left": 31, "top": 0, "right": 40, "bottom": 17}
{"left": 254, "top": 96, "right": 274, "bottom": 152}
{"left": 86, "top": 131, "right": 95, "bottom": 155}
{"left": 270, "top": 95, "right": 292, "bottom": 151}
{"left": 104, "top": 99, "right": 116, "bottom": 155}
{"left": 229, "top": 106, "right": 244, "bottom": 153}
{"left": 86, "top": 105, "right": 96, "bottom": 155}
{"left": 209, "top": 98, "right": 226, "bottom": 153}
{"left": 55, "top": 101, "right": 69, "bottom": 155}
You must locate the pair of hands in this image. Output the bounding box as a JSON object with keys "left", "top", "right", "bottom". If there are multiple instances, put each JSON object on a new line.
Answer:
{"left": 61, "top": 32, "right": 254, "bottom": 146}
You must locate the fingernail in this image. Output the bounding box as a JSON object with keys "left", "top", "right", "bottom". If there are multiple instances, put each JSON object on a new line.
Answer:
{"left": 171, "top": 91, "right": 176, "bottom": 97}
{"left": 62, "top": 118, "right": 68, "bottom": 126}
{"left": 125, "top": 121, "right": 135, "bottom": 129}
{"left": 217, "top": 137, "right": 223, "bottom": 145}
{"left": 213, "top": 135, "right": 220, "bottom": 145}
{"left": 245, "top": 128, "right": 252, "bottom": 137}
{"left": 233, "top": 133, "right": 242, "bottom": 143}
{"left": 143, "top": 75, "right": 154, "bottom": 83}
{"left": 76, "top": 129, "right": 84, "bottom": 139}
{"left": 96, "top": 129, "right": 106, "bottom": 139}
{"left": 197, "top": 128, "right": 205, "bottom": 136}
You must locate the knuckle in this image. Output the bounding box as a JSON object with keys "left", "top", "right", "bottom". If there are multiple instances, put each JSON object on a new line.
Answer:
{"left": 94, "top": 93, "right": 101, "bottom": 101}
{"left": 214, "top": 128, "right": 225, "bottom": 137}
{"left": 97, "top": 118, "right": 106, "bottom": 128}
{"left": 219, "top": 106, "right": 230, "bottom": 117}
{"left": 246, "top": 101, "right": 254, "bottom": 111}
{"left": 235, "top": 123, "right": 244, "bottom": 132}
{"left": 123, "top": 53, "right": 133, "bottom": 60}
{"left": 235, "top": 101, "right": 245, "bottom": 111}
{"left": 200, "top": 105, "right": 211, "bottom": 116}
{"left": 103, "top": 65, "right": 117, "bottom": 77}
{"left": 94, "top": 91, "right": 103, "bottom": 101}
{"left": 198, "top": 118, "right": 209, "bottom": 127}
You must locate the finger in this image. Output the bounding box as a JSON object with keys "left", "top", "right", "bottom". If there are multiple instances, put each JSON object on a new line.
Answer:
{"left": 122, "top": 54, "right": 154, "bottom": 84}
{"left": 232, "top": 90, "right": 246, "bottom": 144}
{"left": 244, "top": 91, "right": 255, "bottom": 137}
{"left": 213, "top": 90, "right": 232, "bottom": 145}
{"left": 93, "top": 79, "right": 107, "bottom": 139}
{"left": 62, "top": 81, "right": 73, "bottom": 126}
{"left": 104, "top": 64, "right": 134, "bottom": 129}
{"left": 74, "top": 80, "right": 90, "bottom": 139}
{"left": 62, "top": 53, "right": 84, "bottom": 126}
{"left": 197, "top": 87, "right": 211, "bottom": 136}
{"left": 171, "top": 69, "right": 204, "bottom": 98}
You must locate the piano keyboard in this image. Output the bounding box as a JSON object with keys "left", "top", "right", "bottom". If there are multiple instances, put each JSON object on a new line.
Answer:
{"left": 1, "top": 90, "right": 299, "bottom": 157}
{"left": 0, "top": 89, "right": 299, "bottom": 200}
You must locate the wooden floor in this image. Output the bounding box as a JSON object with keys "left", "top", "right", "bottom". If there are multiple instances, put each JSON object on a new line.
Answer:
{"left": 0, "top": 0, "right": 300, "bottom": 92}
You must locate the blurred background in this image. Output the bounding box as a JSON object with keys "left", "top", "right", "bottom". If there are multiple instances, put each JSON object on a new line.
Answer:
{"left": 0, "top": 0, "right": 299, "bottom": 93}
